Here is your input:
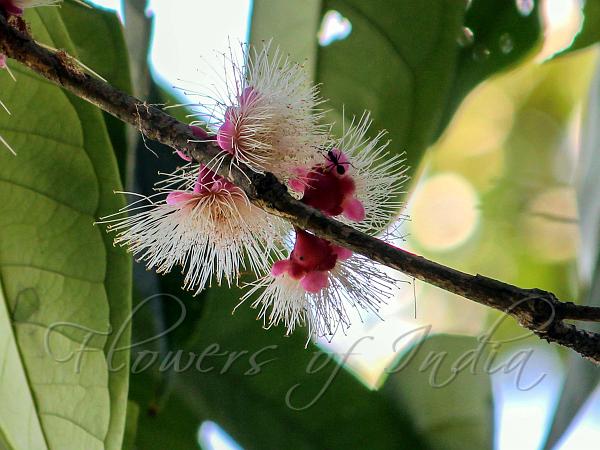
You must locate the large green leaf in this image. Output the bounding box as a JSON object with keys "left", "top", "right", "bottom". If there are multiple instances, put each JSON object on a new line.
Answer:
{"left": 60, "top": 3, "right": 132, "bottom": 94}
{"left": 0, "top": 8, "right": 131, "bottom": 450}
{"left": 251, "top": 0, "right": 541, "bottom": 198}
{"left": 554, "top": 0, "right": 600, "bottom": 58}
{"left": 383, "top": 334, "right": 494, "bottom": 450}
{"left": 541, "top": 53, "right": 600, "bottom": 450}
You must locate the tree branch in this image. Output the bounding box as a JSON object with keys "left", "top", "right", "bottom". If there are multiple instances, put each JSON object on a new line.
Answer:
{"left": 2, "top": 14, "right": 600, "bottom": 363}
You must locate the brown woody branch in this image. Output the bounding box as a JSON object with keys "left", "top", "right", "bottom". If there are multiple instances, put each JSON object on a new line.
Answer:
{"left": 2, "top": 14, "right": 600, "bottom": 363}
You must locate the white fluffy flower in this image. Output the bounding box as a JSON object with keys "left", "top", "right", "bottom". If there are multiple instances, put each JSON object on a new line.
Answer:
{"left": 187, "top": 43, "right": 329, "bottom": 181}
{"left": 240, "top": 228, "right": 398, "bottom": 341}
{"left": 244, "top": 249, "right": 397, "bottom": 341}
{"left": 290, "top": 112, "right": 409, "bottom": 234}
{"left": 333, "top": 113, "right": 409, "bottom": 232}
{"left": 103, "top": 164, "right": 286, "bottom": 293}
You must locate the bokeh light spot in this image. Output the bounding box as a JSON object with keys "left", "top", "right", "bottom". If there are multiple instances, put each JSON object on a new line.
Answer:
{"left": 318, "top": 10, "right": 352, "bottom": 46}
{"left": 539, "top": 0, "right": 583, "bottom": 60}
{"left": 410, "top": 173, "right": 480, "bottom": 251}
{"left": 522, "top": 186, "right": 579, "bottom": 262}
{"left": 438, "top": 83, "right": 515, "bottom": 157}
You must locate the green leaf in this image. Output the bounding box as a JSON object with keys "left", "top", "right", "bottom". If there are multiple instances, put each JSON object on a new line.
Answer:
{"left": 127, "top": 80, "right": 210, "bottom": 353}
{"left": 554, "top": 0, "right": 600, "bottom": 58}
{"left": 122, "top": 0, "right": 154, "bottom": 189}
{"left": 439, "top": 0, "right": 542, "bottom": 132}
{"left": 60, "top": 3, "right": 132, "bottom": 94}
{"left": 124, "top": 84, "right": 213, "bottom": 447}
{"left": 124, "top": 286, "right": 206, "bottom": 449}
{"left": 122, "top": 401, "right": 140, "bottom": 450}
{"left": 383, "top": 334, "right": 494, "bottom": 450}
{"left": 251, "top": 0, "right": 541, "bottom": 202}
{"left": 130, "top": 371, "right": 206, "bottom": 450}
{"left": 541, "top": 54, "right": 600, "bottom": 450}
{"left": 59, "top": 2, "right": 133, "bottom": 185}
{"left": 0, "top": 8, "right": 131, "bottom": 450}
{"left": 250, "top": 0, "right": 322, "bottom": 77}
{"left": 0, "top": 277, "right": 46, "bottom": 449}
{"left": 123, "top": 0, "right": 152, "bottom": 99}
{"left": 315, "top": 0, "right": 464, "bottom": 175}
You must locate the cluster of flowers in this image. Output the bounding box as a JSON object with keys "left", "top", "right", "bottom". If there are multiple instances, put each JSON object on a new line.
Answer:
{"left": 105, "top": 44, "right": 408, "bottom": 341}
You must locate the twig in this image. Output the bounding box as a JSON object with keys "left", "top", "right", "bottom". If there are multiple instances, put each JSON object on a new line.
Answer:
{"left": 1, "top": 14, "right": 600, "bottom": 363}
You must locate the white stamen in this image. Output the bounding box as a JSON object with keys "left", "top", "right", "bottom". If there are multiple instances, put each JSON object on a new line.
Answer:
{"left": 180, "top": 42, "right": 329, "bottom": 181}
{"left": 334, "top": 112, "right": 409, "bottom": 233}
{"left": 242, "top": 254, "right": 399, "bottom": 343}
{"left": 5, "top": 65, "right": 16, "bottom": 82}
{"left": 0, "top": 99, "right": 11, "bottom": 115}
{"left": 0, "top": 135, "right": 16, "bottom": 155}
{"left": 101, "top": 166, "right": 289, "bottom": 293}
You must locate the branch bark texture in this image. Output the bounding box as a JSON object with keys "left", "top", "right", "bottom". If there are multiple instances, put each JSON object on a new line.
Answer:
{"left": 2, "top": 14, "right": 599, "bottom": 362}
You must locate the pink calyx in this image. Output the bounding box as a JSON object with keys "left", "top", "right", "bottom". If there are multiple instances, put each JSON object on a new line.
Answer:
{"left": 271, "top": 229, "right": 353, "bottom": 293}
{"left": 341, "top": 197, "right": 365, "bottom": 222}
{"left": 0, "top": 1, "right": 23, "bottom": 15}
{"left": 239, "top": 86, "right": 259, "bottom": 105}
{"left": 292, "top": 149, "right": 365, "bottom": 222}
{"left": 166, "top": 164, "right": 239, "bottom": 205}
{"left": 197, "top": 164, "right": 238, "bottom": 194}
{"left": 216, "top": 116, "right": 236, "bottom": 154}
{"left": 166, "top": 191, "right": 196, "bottom": 205}
{"left": 216, "top": 87, "right": 260, "bottom": 155}
{"left": 288, "top": 167, "right": 310, "bottom": 193}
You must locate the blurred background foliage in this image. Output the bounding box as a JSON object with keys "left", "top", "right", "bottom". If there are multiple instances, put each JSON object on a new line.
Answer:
{"left": 1, "top": 0, "right": 600, "bottom": 449}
